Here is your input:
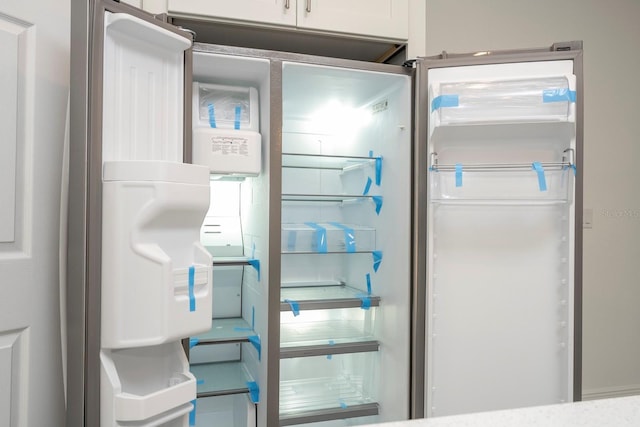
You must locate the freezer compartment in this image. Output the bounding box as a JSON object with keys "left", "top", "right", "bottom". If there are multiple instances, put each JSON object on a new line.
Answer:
{"left": 192, "top": 395, "right": 255, "bottom": 427}
{"left": 282, "top": 223, "right": 376, "bottom": 253}
{"left": 100, "top": 342, "right": 195, "bottom": 426}
{"left": 279, "top": 353, "right": 380, "bottom": 425}
{"left": 430, "top": 76, "right": 575, "bottom": 126}
{"left": 429, "top": 167, "right": 574, "bottom": 203}
{"left": 101, "top": 161, "right": 213, "bottom": 349}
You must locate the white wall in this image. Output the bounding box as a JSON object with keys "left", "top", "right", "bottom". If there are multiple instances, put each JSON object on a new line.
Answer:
{"left": 424, "top": 0, "right": 640, "bottom": 399}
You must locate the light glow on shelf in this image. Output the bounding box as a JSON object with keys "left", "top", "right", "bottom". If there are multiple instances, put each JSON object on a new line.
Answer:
{"left": 305, "top": 100, "right": 372, "bottom": 138}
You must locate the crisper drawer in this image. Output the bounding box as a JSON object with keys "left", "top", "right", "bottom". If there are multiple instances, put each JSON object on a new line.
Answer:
{"left": 282, "top": 223, "right": 376, "bottom": 253}
{"left": 430, "top": 76, "right": 576, "bottom": 125}
{"left": 280, "top": 352, "right": 380, "bottom": 425}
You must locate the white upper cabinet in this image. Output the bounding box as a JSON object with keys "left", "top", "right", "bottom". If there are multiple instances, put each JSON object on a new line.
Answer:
{"left": 161, "top": 0, "right": 408, "bottom": 40}
{"left": 297, "top": 0, "right": 408, "bottom": 40}
{"left": 166, "top": 0, "right": 296, "bottom": 27}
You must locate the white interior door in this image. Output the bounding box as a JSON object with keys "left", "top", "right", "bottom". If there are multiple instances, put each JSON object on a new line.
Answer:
{"left": 0, "top": 0, "right": 69, "bottom": 426}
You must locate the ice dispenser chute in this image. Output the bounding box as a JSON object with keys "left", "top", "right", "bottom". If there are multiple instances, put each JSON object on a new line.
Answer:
{"left": 100, "top": 160, "right": 213, "bottom": 426}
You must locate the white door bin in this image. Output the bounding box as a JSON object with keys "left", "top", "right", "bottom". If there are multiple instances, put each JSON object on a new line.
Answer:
{"left": 101, "top": 160, "right": 213, "bottom": 349}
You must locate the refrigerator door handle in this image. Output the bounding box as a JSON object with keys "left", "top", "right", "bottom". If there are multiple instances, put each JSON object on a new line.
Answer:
{"left": 285, "top": 0, "right": 290, "bottom": 9}
{"left": 306, "top": 0, "right": 311, "bottom": 13}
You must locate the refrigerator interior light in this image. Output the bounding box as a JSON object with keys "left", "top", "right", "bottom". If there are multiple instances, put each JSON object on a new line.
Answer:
{"left": 307, "top": 100, "right": 372, "bottom": 137}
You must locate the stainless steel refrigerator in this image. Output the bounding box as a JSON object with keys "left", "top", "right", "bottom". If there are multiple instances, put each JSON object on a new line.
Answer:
{"left": 68, "top": 1, "right": 582, "bottom": 426}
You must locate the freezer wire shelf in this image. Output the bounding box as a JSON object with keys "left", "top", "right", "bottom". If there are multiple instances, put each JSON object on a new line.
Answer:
{"left": 282, "top": 152, "right": 380, "bottom": 172}
{"left": 279, "top": 376, "right": 378, "bottom": 425}
{"left": 281, "top": 284, "right": 380, "bottom": 311}
{"left": 191, "top": 361, "right": 255, "bottom": 398}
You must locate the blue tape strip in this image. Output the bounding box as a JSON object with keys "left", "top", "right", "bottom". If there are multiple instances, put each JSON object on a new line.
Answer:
{"left": 188, "top": 266, "right": 196, "bottom": 312}
{"left": 431, "top": 94, "right": 459, "bottom": 112}
{"left": 248, "top": 335, "right": 261, "bottom": 361}
{"left": 339, "top": 400, "right": 348, "bottom": 409}
{"left": 284, "top": 299, "right": 300, "bottom": 316}
{"left": 248, "top": 259, "right": 261, "bottom": 281}
{"left": 532, "top": 161, "right": 547, "bottom": 191}
{"left": 207, "top": 103, "right": 216, "bottom": 128}
{"left": 374, "top": 158, "right": 383, "bottom": 186}
{"left": 247, "top": 381, "right": 260, "bottom": 403}
{"left": 189, "top": 399, "right": 196, "bottom": 426}
{"left": 543, "top": 88, "right": 577, "bottom": 103}
{"left": 363, "top": 177, "right": 373, "bottom": 195}
{"left": 327, "top": 340, "right": 335, "bottom": 360}
{"left": 372, "top": 196, "right": 383, "bottom": 215}
{"left": 455, "top": 163, "right": 463, "bottom": 187}
{"left": 287, "top": 230, "right": 297, "bottom": 252}
{"left": 196, "top": 379, "right": 204, "bottom": 385}
{"left": 366, "top": 273, "right": 372, "bottom": 295}
{"left": 328, "top": 222, "right": 356, "bottom": 253}
{"left": 234, "top": 105, "right": 241, "bottom": 129}
{"left": 359, "top": 295, "right": 371, "bottom": 310}
{"left": 189, "top": 338, "right": 199, "bottom": 349}
{"left": 372, "top": 251, "right": 383, "bottom": 273}
{"left": 305, "top": 222, "right": 327, "bottom": 253}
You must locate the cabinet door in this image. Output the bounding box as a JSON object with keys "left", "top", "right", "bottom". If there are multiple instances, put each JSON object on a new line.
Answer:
{"left": 167, "top": 0, "right": 296, "bottom": 27}
{"left": 297, "top": 0, "right": 408, "bottom": 40}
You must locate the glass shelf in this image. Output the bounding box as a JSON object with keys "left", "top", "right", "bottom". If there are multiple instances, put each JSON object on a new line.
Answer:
{"left": 280, "top": 341, "right": 379, "bottom": 359}
{"left": 279, "top": 377, "right": 378, "bottom": 424}
{"left": 281, "top": 194, "right": 379, "bottom": 203}
{"left": 281, "top": 319, "right": 374, "bottom": 348}
{"left": 193, "top": 318, "right": 255, "bottom": 345}
{"left": 191, "top": 361, "right": 254, "bottom": 398}
{"left": 282, "top": 152, "right": 378, "bottom": 171}
{"left": 280, "top": 284, "right": 380, "bottom": 311}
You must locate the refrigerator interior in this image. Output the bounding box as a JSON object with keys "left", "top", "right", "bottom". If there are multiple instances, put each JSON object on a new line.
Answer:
{"left": 188, "top": 51, "right": 271, "bottom": 427}
{"left": 279, "top": 62, "right": 412, "bottom": 425}
{"left": 425, "top": 60, "right": 577, "bottom": 416}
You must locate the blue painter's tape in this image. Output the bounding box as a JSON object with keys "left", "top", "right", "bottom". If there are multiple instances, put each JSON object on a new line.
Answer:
{"left": 329, "top": 222, "right": 356, "bottom": 253}
{"left": 287, "top": 230, "right": 297, "bottom": 252}
{"left": 339, "top": 400, "right": 348, "bottom": 409}
{"left": 248, "top": 335, "right": 262, "bottom": 361}
{"left": 305, "top": 222, "right": 327, "bottom": 253}
{"left": 189, "top": 399, "right": 196, "bottom": 426}
{"left": 372, "top": 251, "right": 383, "bottom": 273}
{"left": 369, "top": 150, "right": 374, "bottom": 158}
{"left": 189, "top": 338, "right": 199, "bottom": 349}
{"left": 366, "top": 273, "right": 372, "bottom": 295}
{"left": 532, "top": 162, "right": 547, "bottom": 191}
{"left": 359, "top": 295, "right": 371, "bottom": 310}
{"left": 248, "top": 259, "right": 261, "bottom": 281}
{"left": 372, "top": 196, "right": 383, "bottom": 215}
{"left": 234, "top": 105, "right": 241, "bottom": 129}
{"left": 455, "top": 163, "right": 463, "bottom": 187}
{"left": 247, "top": 381, "right": 260, "bottom": 403}
{"left": 188, "top": 266, "right": 196, "bottom": 312}
{"left": 431, "top": 94, "right": 459, "bottom": 112}
{"left": 327, "top": 339, "right": 335, "bottom": 360}
{"left": 363, "top": 177, "right": 373, "bottom": 195}
{"left": 284, "top": 299, "right": 300, "bottom": 316}
{"left": 543, "top": 88, "right": 577, "bottom": 103}
{"left": 375, "top": 157, "right": 382, "bottom": 186}
{"left": 207, "top": 103, "right": 216, "bottom": 128}
{"left": 197, "top": 379, "right": 204, "bottom": 385}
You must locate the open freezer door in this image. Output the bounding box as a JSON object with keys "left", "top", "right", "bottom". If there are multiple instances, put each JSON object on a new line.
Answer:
{"left": 68, "top": 2, "right": 205, "bottom": 427}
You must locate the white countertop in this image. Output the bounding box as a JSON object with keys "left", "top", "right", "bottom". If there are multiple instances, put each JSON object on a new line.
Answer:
{"left": 365, "top": 396, "right": 640, "bottom": 427}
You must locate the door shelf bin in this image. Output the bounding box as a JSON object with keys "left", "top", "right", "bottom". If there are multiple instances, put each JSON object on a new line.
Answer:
{"left": 280, "top": 352, "right": 380, "bottom": 424}
{"left": 102, "top": 161, "right": 213, "bottom": 349}
{"left": 429, "top": 167, "right": 573, "bottom": 203}
{"left": 430, "top": 76, "right": 575, "bottom": 126}
{"left": 100, "top": 342, "right": 195, "bottom": 426}
{"left": 282, "top": 223, "right": 376, "bottom": 253}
